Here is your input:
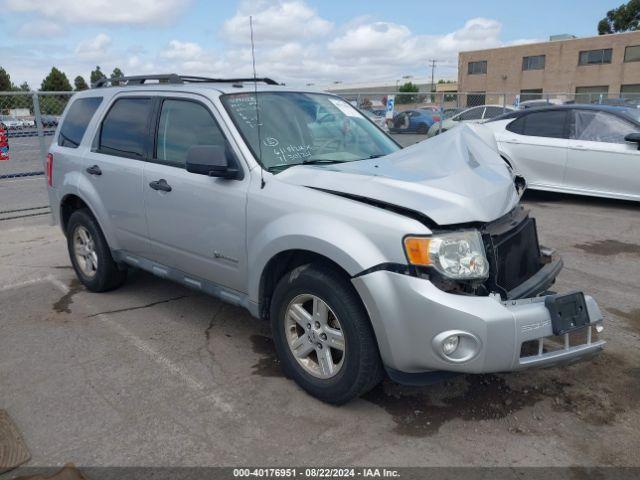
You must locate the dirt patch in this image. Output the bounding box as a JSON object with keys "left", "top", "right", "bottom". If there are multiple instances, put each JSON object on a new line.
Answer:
{"left": 250, "top": 334, "right": 283, "bottom": 378}
{"left": 574, "top": 239, "right": 640, "bottom": 257}
{"left": 52, "top": 278, "right": 82, "bottom": 314}
{"left": 607, "top": 307, "right": 640, "bottom": 335}
{"left": 363, "top": 374, "right": 551, "bottom": 437}
{"left": 364, "top": 350, "right": 640, "bottom": 437}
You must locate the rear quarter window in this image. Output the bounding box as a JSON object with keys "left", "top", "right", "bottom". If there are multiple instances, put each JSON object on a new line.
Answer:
{"left": 58, "top": 97, "right": 103, "bottom": 148}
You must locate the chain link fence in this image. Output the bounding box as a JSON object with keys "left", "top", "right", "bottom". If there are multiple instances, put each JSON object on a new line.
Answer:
{"left": 0, "top": 92, "right": 73, "bottom": 179}
{"left": 0, "top": 92, "right": 73, "bottom": 221}
{"left": 333, "top": 90, "right": 640, "bottom": 143}
{"left": 1, "top": 88, "right": 639, "bottom": 215}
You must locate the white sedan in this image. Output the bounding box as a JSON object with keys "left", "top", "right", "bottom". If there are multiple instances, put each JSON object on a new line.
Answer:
{"left": 482, "top": 105, "right": 640, "bottom": 202}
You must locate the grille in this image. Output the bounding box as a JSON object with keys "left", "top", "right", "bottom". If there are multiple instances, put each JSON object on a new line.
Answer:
{"left": 483, "top": 209, "right": 543, "bottom": 295}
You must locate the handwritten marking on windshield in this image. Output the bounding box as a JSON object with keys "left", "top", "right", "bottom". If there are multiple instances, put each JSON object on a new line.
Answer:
{"left": 273, "top": 144, "right": 313, "bottom": 164}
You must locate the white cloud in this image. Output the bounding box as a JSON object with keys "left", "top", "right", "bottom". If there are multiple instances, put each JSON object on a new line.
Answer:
{"left": 2, "top": 0, "right": 543, "bottom": 90}
{"left": 75, "top": 33, "right": 112, "bottom": 61}
{"left": 16, "top": 20, "right": 63, "bottom": 37}
{"left": 221, "top": 0, "right": 332, "bottom": 45}
{"left": 161, "top": 40, "right": 205, "bottom": 61}
{"left": 5, "top": 0, "right": 191, "bottom": 25}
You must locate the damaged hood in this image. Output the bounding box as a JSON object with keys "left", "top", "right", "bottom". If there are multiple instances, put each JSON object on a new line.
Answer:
{"left": 277, "top": 124, "right": 519, "bottom": 225}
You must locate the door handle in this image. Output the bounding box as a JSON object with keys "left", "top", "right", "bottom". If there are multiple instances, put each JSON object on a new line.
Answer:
{"left": 149, "top": 178, "right": 172, "bottom": 192}
{"left": 86, "top": 165, "right": 102, "bottom": 176}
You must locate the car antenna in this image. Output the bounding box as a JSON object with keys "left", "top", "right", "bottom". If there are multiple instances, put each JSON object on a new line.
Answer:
{"left": 250, "top": 15, "right": 266, "bottom": 189}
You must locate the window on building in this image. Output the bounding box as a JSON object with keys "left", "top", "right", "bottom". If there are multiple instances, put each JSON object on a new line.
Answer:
{"left": 99, "top": 97, "right": 152, "bottom": 159}
{"left": 465, "top": 92, "right": 486, "bottom": 107}
{"left": 520, "top": 89, "right": 544, "bottom": 101}
{"left": 578, "top": 48, "right": 612, "bottom": 65}
{"left": 58, "top": 97, "right": 103, "bottom": 148}
{"left": 506, "top": 110, "right": 568, "bottom": 138}
{"left": 575, "top": 86, "right": 609, "bottom": 104}
{"left": 522, "top": 55, "right": 545, "bottom": 70}
{"left": 621, "top": 84, "right": 640, "bottom": 100}
{"left": 624, "top": 45, "right": 640, "bottom": 62}
{"left": 467, "top": 61, "right": 487, "bottom": 75}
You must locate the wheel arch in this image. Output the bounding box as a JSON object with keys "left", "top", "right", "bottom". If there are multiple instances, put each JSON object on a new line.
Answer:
{"left": 59, "top": 190, "right": 119, "bottom": 250}
{"left": 257, "top": 249, "right": 355, "bottom": 321}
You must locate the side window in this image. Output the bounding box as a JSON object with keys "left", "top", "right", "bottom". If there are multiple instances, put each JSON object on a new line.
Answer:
{"left": 506, "top": 116, "right": 525, "bottom": 134}
{"left": 572, "top": 110, "right": 638, "bottom": 144}
{"left": 459, "top": 107, "right": 483, "bottom": 121}
{"left": 483, "top": 106, "right": 505, "bottom": 119}
{"left": 155, "top": 99, "right": 226, "bottom": 167}
{"left": 514, "top": 111, "right": 567, "bottom": 138}
{"left": 58, "top": 97, "right": 103, "bottom": 148}
{"left": 99, "top": 98, "right": 152, "bottom": 159}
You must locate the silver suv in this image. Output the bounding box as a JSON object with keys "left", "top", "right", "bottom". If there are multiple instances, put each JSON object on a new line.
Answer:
{"left": 47, "top": 74, "right": 605, "bottom": 404}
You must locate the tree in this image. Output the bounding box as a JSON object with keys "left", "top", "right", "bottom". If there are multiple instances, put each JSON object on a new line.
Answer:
{"left": 40, "top": 67, "right": 72, "bottom": 91}
{"left": 598, "top": 0, "right": 640, "bottom": 34}
{"left": 19, "top": 82, "right": 29, "bottom": 92}
{"left": 110, "top": 67, "right": 124, "bottom": 86}
{"left": 90, "top": 66, "right": 106, "bottom": 86}
{"left": 396, "top": 81, "right": 420, "bottom": 104}
{"left": 74, "top": 76, "right": 89, "bottom": 91}
{"left": 0, "top": 67, "right": 12, "bottom": 91}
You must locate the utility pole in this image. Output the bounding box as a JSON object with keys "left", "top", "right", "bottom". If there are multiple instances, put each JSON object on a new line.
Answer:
{"left": 428, "top": 59, "right": 437, "bottom": 101}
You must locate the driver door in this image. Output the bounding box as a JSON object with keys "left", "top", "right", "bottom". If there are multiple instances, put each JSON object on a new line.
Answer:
{"left": 143, "top": 95, "right": 250, "bottom": 292}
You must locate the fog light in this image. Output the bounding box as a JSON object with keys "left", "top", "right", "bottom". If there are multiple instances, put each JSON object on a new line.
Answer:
{"left": 442, "top": 335, "right": 460, "bottom": 355}
{"left": 432, "top": 330, "right": 481, "bottom": 363}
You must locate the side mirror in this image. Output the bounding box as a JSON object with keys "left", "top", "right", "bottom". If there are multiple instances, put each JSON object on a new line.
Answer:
{"left": 185, "top": 145, "right": 241, "bottom": 179}
{"left": 624, "top": 132, "right": 640, "bottom": 150}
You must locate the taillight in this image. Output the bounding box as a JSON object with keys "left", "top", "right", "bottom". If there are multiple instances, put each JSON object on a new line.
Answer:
{"left": 46, "top": 153, "right": 53, "bottom": 186}
{"left": 433, "top": 115, "right": 441, "bottom": 122}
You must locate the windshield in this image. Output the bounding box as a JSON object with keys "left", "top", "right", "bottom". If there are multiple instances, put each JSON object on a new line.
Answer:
{"left": 622, "top": 107, "right": 640, "bottom": 123}
{"left": 221, "top": 92, "right": 400, "bottom": 172}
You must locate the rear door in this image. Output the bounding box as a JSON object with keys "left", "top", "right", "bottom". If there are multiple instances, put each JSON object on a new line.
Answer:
{"left": 142, "top": 94, "right": 249, "bottom": 292}
{"left": 497, "top": 109, "right": 569, "bottom": 189}
{"left": 83, "top": 95, "right": 153, "bottom": 256}
{"left": 565, "top": 109, "right": 640, "bottom": 199}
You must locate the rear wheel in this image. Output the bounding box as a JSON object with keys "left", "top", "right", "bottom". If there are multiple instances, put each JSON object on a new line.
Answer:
{"left": 67, "top": 209, "right": 127, "bottom": 292}
{"left": 270, "top": 264, "right": 384, "bottom": 404}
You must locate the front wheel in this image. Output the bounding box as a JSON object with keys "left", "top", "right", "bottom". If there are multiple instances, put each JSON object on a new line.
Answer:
{"left": 270, "top": 264, "right": 384, "bottom": 404}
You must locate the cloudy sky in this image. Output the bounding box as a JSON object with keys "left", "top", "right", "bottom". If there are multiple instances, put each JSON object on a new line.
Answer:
{"left": 0, "top": 0, "right": 611, "bottom": 89}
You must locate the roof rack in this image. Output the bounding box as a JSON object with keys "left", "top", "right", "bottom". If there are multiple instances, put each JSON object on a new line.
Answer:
{"left": 92, "top": 74, "right": 280, "bottom": 88}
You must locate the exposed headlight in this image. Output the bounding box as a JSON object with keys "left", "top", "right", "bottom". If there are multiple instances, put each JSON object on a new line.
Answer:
{"left": 403, "top": 230, "right": 489, "bottom": 280}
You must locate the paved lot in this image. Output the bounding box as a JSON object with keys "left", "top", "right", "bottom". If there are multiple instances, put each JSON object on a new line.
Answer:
{"left": 0, "top": 189, "right": 639, "bottom": 469}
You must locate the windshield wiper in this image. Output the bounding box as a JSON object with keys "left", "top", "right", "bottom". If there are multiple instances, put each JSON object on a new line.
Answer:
{"left": 302, "top": 159, "right": 347, "bottom": 165}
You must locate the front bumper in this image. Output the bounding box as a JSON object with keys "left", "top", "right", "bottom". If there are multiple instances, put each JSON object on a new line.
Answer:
{"left": 351, "top": 271, "right": 605, "bottom": 377}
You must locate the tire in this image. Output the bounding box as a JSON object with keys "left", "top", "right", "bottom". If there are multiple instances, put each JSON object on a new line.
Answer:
{"left": 417, "top": 123, "right": 428, "bottom": 134}
{"left": 66, "top": 208, "right": 127, "bottom": 292}
{"left": 270, "top": 263, "right": 384, "bottom": 404}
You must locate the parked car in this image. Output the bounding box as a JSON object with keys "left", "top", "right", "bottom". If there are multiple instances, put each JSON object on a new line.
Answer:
{"left": 518, "top": 99, "right": 565, "bottom": 110}
{"left": 427, "top": 105, "right": 514, "bottom": 137}
{"left": 47, "top": 74, "right": 605, "bottom": 404}
{"left": 389, "top": 108, "right": 440, "bottom": 134}
{"left": 483, "top": 104, "right": 640, "bottom": 201}
{"left": 0, "top": 115, "right": 24, "bottom": 130}
{"left": 39, "top": 115, "right": 60, "bottom": 128}
{"left": 363, "top": 109, "right": 388, "bottom": 131}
